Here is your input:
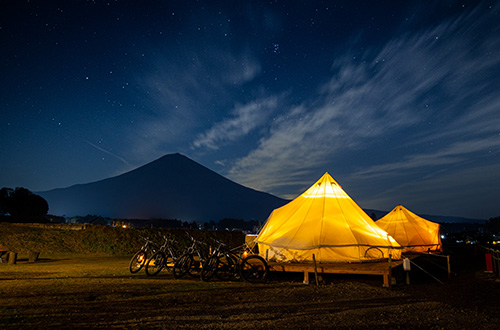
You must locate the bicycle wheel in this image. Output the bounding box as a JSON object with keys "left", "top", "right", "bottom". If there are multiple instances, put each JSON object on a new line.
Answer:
{"left": 173, "top": 254, "right": 192, "bottom": 279}
{"left": 240, "top": 255, "right": 268, "bottom": 283}
{"left": 188, "top": 255, "right": 203, "bottom": 278}
{"left": 129, "top": 250, "right": 147, "bottom": 273}
{"left": 215, "top": 253, "right": 237, "bottom": 281}
{"left": 201, "top": 256, "right": 219, "bottom": 282}
{"left": 145, "top": 252, "right": 165, "bottom": 276}
{"left": 163, "top": 255, "right": 176, "bottom": 272}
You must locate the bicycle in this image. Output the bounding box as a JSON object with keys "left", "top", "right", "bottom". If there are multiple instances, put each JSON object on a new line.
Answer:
{"left": 129, "top": 236, "right": 158, "bottom": 273}
{"left": 173, "top": 234, "right": 209, "bottom": 279}
{"left": 201, "top": 239, "right": 235, "bottom": 282}
{"left": 145, "top": 236, "right": 181, "bottom": 276}
{"left": 201, "top": 239, "right": 269, "bottom": 283}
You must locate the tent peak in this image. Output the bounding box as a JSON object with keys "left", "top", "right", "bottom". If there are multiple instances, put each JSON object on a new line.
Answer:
{"left": 318, "top": 172, "right": 335, "bottom": 182}
{"left": 311, "top": 172, "right": 342, "bottom": 191}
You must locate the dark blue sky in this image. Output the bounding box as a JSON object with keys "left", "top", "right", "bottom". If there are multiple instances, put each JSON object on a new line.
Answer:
{"left": 1, "top": 1, "right": 499, "bottom": 219}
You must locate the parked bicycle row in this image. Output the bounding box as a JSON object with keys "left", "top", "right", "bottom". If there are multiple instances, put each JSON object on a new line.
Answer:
{"left": 128, "top": 233, "right": 268, "bottom": 283}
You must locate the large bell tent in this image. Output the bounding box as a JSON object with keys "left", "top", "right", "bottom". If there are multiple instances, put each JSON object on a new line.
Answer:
{"left": 256, "top": 173, "right": 401, "bottom": 263}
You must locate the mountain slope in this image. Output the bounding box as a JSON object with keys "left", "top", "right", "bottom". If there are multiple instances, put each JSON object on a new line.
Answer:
{"left": 39, "top": 153, "right": 288, "bottom": 222}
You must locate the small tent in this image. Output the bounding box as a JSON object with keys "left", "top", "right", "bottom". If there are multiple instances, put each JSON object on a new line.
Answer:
{"left": 375, "top": 204, "right": 442, "bottom": 254}
{"left": 256, "top": 173, "right": 401, "bottom": 263}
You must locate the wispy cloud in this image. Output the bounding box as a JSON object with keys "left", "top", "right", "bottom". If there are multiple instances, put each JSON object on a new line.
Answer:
{"left": 352, "top": 136, "right": 500, "bottom": 180}
{"left": 128, "top": 47, "right": 262, "bottom": 162}
{"left": 192, "top": 96, "right": 280, "bottom": 150}
{"left": 225, "top": 3, "right": 500, "bottom": 200}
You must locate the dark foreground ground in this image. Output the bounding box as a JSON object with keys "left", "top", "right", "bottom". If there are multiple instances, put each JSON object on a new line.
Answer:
{"left": 1, "top": 247, "right": 499, "bottom": 329}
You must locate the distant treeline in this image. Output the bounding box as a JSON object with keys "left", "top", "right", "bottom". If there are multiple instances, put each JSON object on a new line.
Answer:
{"left": 65, "top": 214, "right": 264, "bottom": 233}
{"left": 439, "top": 217, "right": 500, "bottom": 235}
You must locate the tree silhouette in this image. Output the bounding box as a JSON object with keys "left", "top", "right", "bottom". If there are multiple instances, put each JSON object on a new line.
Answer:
{"left": 0, "top": 187, "right": 49, "bottom": 220}
{"left": 0, "top": 187, "right": 13, "bottom": 214}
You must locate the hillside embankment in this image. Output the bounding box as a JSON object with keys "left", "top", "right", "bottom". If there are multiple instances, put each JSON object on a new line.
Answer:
{"left": 0, "top": 222, "right": 245, "bottom": 255}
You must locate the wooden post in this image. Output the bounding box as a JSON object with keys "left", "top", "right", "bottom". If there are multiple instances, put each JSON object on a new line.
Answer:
{"left": 403, "top": 258, "right": 411, "bottom": 285}
{"left": 491, "top": 249, "right": 497, "bottom": 274}
{"left": 496, "top": 251, "right": 499, "bottom": 278}
{"left": 383, "top": 274, "right": 389, "bottom": 287}
{"left": 387, "top": 254, "right": 392, "bottom": 289}
{"left": 8, "top": 252, "right": 17, "bottom": 265}
{"left": 312, "top": 254, "right": 319, "bottom": 287}
{"left": 447, "top": 255, "right": 451, "bottom": 279}
{"left": 495, "top": 251, "right": 500, "bottom": 276}
{"left": 495, "top": 250, "right": 498, "bottom": 274}
{"left": 495, "top": 251, "right": 500, "bottom": 279}
{"left": 29, "top": 251, "right": 40, "bottom": 263}
{"left": 303, "top": 271, "right": 309, "bottom": 285}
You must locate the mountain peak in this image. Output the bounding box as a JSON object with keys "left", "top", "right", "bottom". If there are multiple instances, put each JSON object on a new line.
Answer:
{"left": 39, "top": 154, "right": 287, "bottom": 221}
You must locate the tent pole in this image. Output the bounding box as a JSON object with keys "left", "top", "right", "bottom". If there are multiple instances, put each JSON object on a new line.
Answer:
{"left": 388, "top": 254, "right": 392, "bottom": 289}
{"left": 313, "top": 254, "right": 319, "bottom": 287}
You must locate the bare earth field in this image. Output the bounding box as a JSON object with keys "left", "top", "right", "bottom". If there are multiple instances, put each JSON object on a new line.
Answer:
{"left": 1, "top": 250, "right": 499, "bottom": 330}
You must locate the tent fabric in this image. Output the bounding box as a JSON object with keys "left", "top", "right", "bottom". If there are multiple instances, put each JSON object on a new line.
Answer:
{"left": 375, "top": 204, "right": 442, "bottom": 254}
{"left": 256, "top": 173, "right": 401, "bottom": 263}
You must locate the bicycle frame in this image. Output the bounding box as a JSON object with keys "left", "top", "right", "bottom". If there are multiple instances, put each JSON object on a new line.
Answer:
{"left": 173, "top": 234, "right": 209, "bottom": 278}
{"left": 201, "top": 240, "right": 266, "bottom": 282}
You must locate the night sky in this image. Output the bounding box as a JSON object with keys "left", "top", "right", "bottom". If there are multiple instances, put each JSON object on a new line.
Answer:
{"left": 1, "top": 1, "right": 499, "bottom": 219}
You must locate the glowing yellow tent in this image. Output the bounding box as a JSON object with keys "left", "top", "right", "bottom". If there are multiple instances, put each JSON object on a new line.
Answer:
{"left": 375, "top": 204, "right": 442, "bottom": 254}
{"left": 256, "top": 173, "right": 401, "bottom": 263}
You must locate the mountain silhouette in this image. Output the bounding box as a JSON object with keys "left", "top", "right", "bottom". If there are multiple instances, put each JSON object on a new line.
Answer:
{"left": 39, "top": 153, "right": 288, "bottom": 222}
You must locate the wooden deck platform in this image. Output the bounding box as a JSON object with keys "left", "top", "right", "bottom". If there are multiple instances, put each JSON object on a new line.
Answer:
{"left": 268, "top": 259, "right": 405, "bottom": 287}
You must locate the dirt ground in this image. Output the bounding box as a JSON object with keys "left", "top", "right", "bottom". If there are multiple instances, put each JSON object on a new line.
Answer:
{"left": 1, "top": 248, "right": 499, "bottom": 329}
